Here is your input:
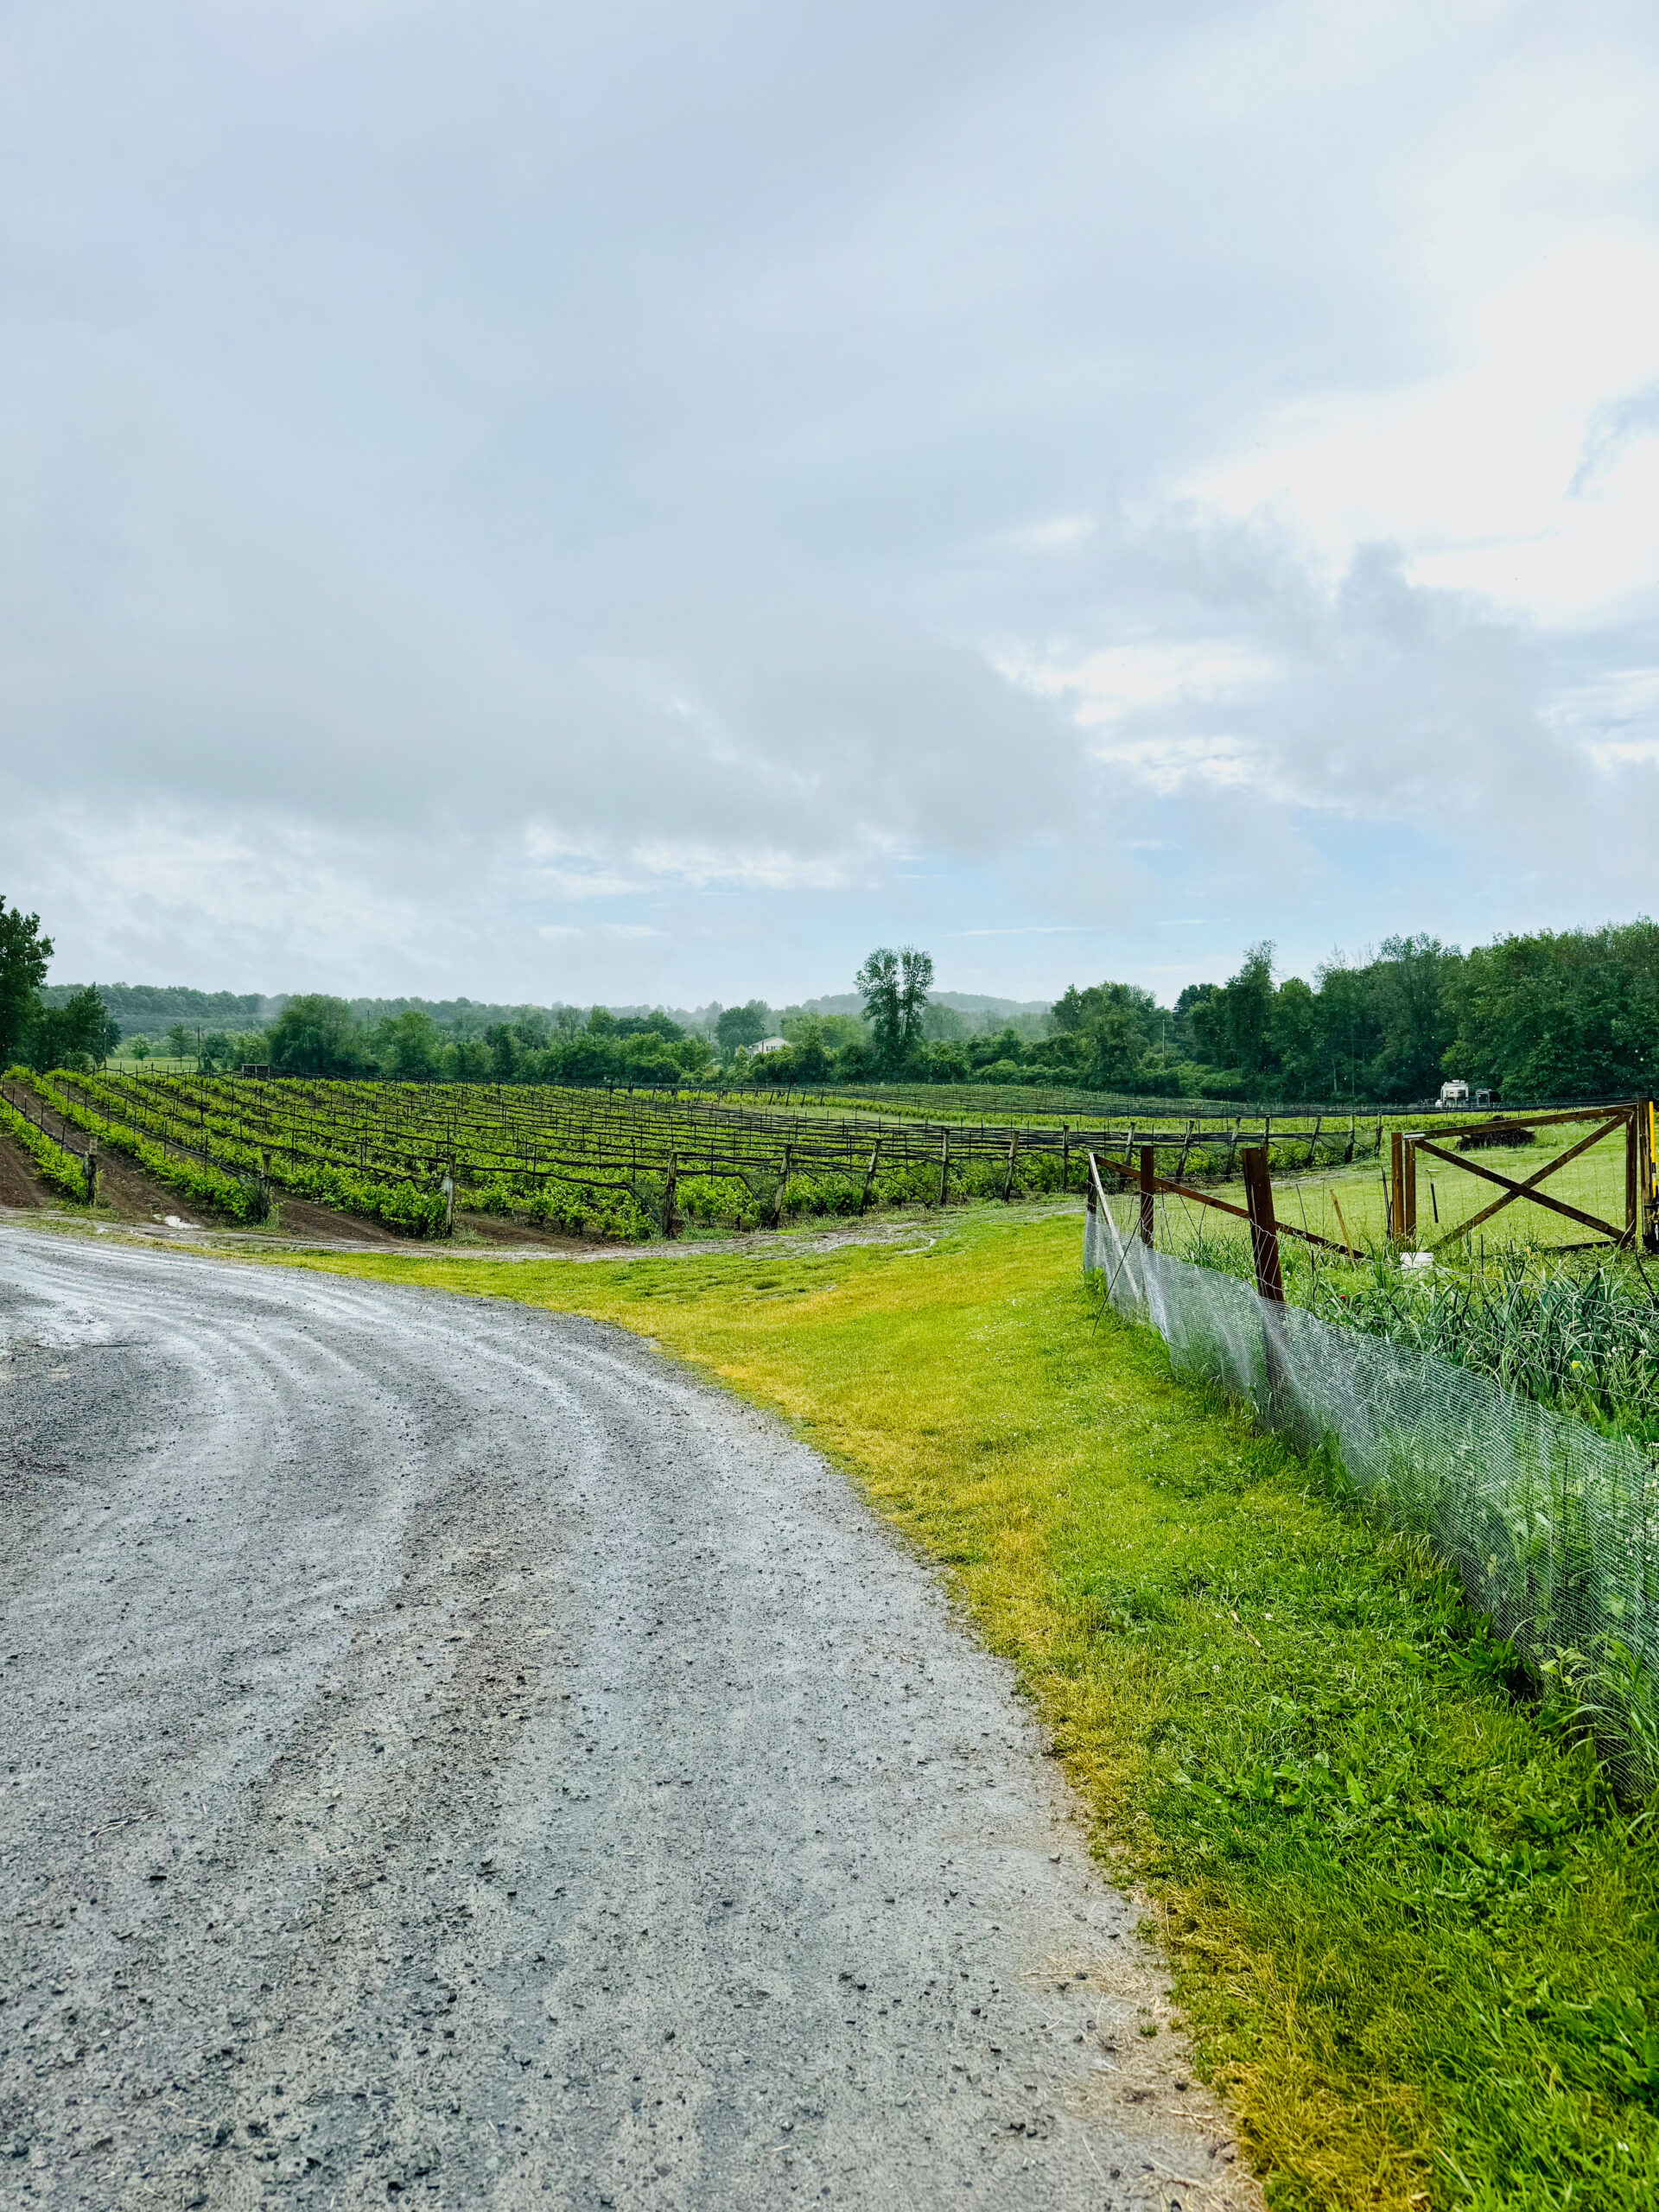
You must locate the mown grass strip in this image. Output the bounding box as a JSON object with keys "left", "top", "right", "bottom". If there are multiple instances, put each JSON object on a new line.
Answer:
{"left": 265, "top": 1209, "right": 1659, "bottom": 2211}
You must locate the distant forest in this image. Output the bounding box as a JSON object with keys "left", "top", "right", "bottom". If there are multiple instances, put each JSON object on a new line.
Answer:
{"left": 1064, "top": 923, "right": 1659, "bottom": 1104}
{"left": 29, "top": 918, "right": 1659, "bottom": 1105}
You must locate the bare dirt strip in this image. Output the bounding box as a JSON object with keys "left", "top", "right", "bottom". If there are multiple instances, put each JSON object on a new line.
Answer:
{"left": 0, "top": 1129, "right": 46, "bottom": 1209}
{"left": 1, "top": 1227, "right": 1255, "bottom": 2210}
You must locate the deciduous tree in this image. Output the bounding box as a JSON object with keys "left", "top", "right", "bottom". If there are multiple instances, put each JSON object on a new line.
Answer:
{"left": 0, "top": 896, "right": 52, "bottom": 1066}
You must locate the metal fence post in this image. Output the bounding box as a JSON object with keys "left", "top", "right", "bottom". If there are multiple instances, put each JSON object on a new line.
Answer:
{"left": 1626, "top": 1103, "right": 1640, "bottom": 1248}
{"left": 1139, "top": 1144, "right": 1155, "bottom": 1248}
{"left": 1402, "top": 1135, "right": 1418, "bottom": 1244}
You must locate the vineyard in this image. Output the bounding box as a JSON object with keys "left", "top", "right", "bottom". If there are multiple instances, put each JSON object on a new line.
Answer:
{"left": 0, "top": 1070, "right": 1393, "bottom": 1239}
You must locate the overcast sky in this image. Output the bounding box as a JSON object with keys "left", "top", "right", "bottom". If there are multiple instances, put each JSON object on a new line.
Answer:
{"left": 4, "top": 0, "right": 1658, "bottom": 1008}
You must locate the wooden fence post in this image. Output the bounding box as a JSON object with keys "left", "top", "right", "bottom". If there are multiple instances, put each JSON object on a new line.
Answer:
{"left": 938, "top": 1130, "right": 950, "bottom": 1207}
{"left": 859, "top": 1145, "right": 880, "bottom": 1215}
{"left": 84, "top": 1137, "right": 99, "bottom": 1205}
{"left": 1139, "top": 1144, "right": 1155, "bottom": 1248}
{"left": 1241, "top": 1146, "right": 1284, "bottom": 1303}
{"left": 664, "top": 1154, "right": 679, "bottom": 1239}
{"left": 1390, "top": 1130, "right": 1405, "bottom": 1242}
{"left": 1002, "top": 1134, "right": 1019, "bottom": 1202}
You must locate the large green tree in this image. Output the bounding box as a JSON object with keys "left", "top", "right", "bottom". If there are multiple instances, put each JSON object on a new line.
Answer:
{"left": 856, "top": 946, "right": 932, "bottom": 1073}
{"left": 373, "top": 1008, "right": 446, "bottom": 1082}
{"left": 0, "top": 895, "right": 52, "bottom": 1067}
{"left": 1190, "top": 942, "right": 1277, "bottom": 1087}
{"left": 715, "top": 1001, "right": 772, "bottom": 1053}
{"left": 266, "top": 995, "right": 370, "bottom": 1077}
{"left": 1442, "top": 921, "right": 1659, "bottom": 1099}
{"left": 25, "top": 987, "right": 119, "bottom": 1070}
{"left": 855, "top": 950, "right": 902, "bottom": 1068}
{"left": 1051, "top": 977, "right": 1167, "bottom": 1090}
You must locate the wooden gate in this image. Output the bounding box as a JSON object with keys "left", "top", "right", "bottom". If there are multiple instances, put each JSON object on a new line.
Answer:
{"left": 1389, "top": 1101, "right": 1654, "bottom": 1253}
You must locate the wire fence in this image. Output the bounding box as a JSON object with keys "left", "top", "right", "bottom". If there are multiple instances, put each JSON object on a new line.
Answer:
{"left": 1085, "top": 1183, "right": 1659, "bottom": 1796}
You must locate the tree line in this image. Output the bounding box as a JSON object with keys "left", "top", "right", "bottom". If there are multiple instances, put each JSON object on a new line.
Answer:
{"left": 6, "top": 887, "right": 1657, "bottom": 1103}
{"left": 995, "top": 925, "right": 1659, "bottom": 1103}
{"left": 736, "top": 925, "right": 1659, "bottom": 1103}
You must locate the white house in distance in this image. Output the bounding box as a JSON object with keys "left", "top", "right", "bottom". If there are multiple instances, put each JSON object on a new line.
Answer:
{"left": 747, "top": 1037, "right": 791, "bottom": 1058}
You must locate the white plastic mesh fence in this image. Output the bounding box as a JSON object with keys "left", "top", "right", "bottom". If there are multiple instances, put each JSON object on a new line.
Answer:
{"left": 1086, "top": 1192, "right": 1659, "bottom": 1790}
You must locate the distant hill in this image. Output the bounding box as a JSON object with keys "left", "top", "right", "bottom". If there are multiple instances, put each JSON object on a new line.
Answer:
{"left": 39, "top": 982, "right": 282, "bottom": 1038}
{"left": 47, "top": 982, "right": 1052, "bottom": 1040}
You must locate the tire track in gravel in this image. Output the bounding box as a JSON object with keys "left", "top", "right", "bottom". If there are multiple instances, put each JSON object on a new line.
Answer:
{"left": 0, "top": 1228, "right": 1258, "bottom": 2211}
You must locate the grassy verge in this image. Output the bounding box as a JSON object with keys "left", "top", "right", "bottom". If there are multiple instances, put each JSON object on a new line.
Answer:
{"left": 263, "top": 1208, "right": 1659, "bottom": 2210}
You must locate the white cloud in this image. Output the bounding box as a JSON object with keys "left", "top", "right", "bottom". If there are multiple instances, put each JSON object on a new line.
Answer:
{"left": 1181, "top": 233, "right": 1659, "bottom": 625}
{"left": 3, "top": 0, "right": 1658, "bottom": 1001}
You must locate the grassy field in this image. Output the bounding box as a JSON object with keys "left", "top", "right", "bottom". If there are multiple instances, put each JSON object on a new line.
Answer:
{"left": 262, "top": 1205, "right": 1659, "bottom": 2212}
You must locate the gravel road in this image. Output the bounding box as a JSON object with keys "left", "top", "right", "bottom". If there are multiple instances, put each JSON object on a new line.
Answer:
{"left": 1, "top": 1229, "right": 1255, "bottom": 2210}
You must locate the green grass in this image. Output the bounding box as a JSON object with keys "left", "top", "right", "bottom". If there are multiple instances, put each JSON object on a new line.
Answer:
{"left": 257, "top": 1208, "right": 1659, "bottom": 2210}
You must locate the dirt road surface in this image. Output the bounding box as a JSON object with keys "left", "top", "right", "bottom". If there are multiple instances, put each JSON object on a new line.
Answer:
{"left": 1, "top": 1229, "right": 1254, "bottom": 2210}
